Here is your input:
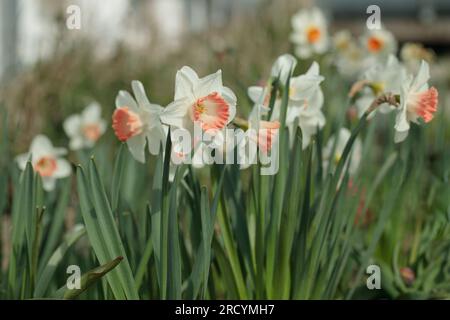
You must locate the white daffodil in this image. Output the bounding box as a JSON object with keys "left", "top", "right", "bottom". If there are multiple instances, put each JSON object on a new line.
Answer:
{"left": 400, "top": 42, "right": 435, "bottom": 73}
{"left": 394, "top": 60, "right": 439, "bottom": 143}
{"left": 285, "top": 62, "right": 326, "bottom": 149}
{"left": 247, "top": 61, "right": 325, "bottom": 149}
{"left": 361, "top": 27, "right": 397, "bottom": 58}
{"left": 323, "top": 128, "right": 362, "bottom": 176}
{"left": 355, "top": 55, "right": 407, "bottom": 117}
{"left": 63, "top": 102, "right": 107, "bottom": 150}
{"left": 290, "top": 7, "right": 329, "bottom": 58}
{"left": 332, "top": 30, "right": 365, "bottom": 78}
{"left": 15, "top": 135, "right": 71, "bottom": 191}
{"left": 112, "top": 80, "right": 166, "bottom": 163}
{"left": 270, "top": 54, "right": 297, "bottom": 84}
{"left": 161, "top": 66, "right": 237, "bottom": 135}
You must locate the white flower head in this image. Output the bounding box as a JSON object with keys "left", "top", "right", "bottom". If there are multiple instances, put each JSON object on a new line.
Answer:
{"left": 270, "top": 54, "right": 297, "bottom": 84}
{"left": 394, "top": 60, "right": 438, "bottom": 143}
{"left": 247, "top": 61, "right": 326, "bottom": 149}
{"left": 361, "top": 27, "right": 397, "bottom": 57}
{"left": 355, "top": 55, "right": 408, "bottom": 117}
{"left": 15, "top": 135, "right": 71, "bottom": 191}
{"left": 290, "top": 7, "right": 329, "bottom": 58}
{"left": 323, "top": 128, "right": 361, "bottom": 176}
{"left": 112, "top": 80, "right": 166, "bottom": 163}
{"left": 63, "top": 102, "right": 106, "bottom": 150}
{"left": 161, "top": 66, "right": 237, "bottom": 135}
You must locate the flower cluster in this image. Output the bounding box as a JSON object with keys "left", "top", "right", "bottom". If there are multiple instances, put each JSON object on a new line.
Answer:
{"left": 15, "top": 6, "right": 440, "bottom": 191}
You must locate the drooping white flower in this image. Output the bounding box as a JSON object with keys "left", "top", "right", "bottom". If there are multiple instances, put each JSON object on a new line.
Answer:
{"left": 161, "top": 66, "right": 237, "bottom": 134}
{"left": 355, "top": 55, "right": 407, "bottom": 117}
{"left": 323, "top": 128, "right": 361, "bottom": 176}
{"left": 290, "top": 7, "right": 329, "bottom": 58}
{"left": 63, "top": 102, "right": 107, "bottom": 150}
{"left": 15, "top": 135, "right": 71, "bottom": 191}
{"left": 361, "top": 27, "right": 397, "bottom": 58}
{"left": 394, "top": 60, "right": 438, "bottom": 143}
{"left": 112, "top": 80, "right": 166, "bottom": 163}
{"left": 270, "top": 54, "right": 297, "bottom": 84}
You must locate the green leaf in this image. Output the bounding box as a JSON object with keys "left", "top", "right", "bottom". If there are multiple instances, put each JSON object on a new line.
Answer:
{"left": 60, "top": 256, "right": 124, "bottom": 300}
{"left": 34, "top": 225, "right": 86, "bottom": 298}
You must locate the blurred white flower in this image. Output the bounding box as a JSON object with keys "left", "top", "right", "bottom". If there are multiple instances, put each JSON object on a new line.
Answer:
{"left": 290, "top": 7, "right": 329, "bottom": 58}
{"left": 361, "top": 27, "right": 397, "bottom": 58}
{"left": 285, "top": 62, "right": 326, "bottom": 149}
{"left": 332, "top": 31, "right": 365, "bottom": 78}
{"left": 270, "top": 54, "right": 297, "bottom": 84}
{"left": 355, "top": 55, "right": 407, "bottom": 117}
{"left": 247, "top": 62, "right": 325, "bottom": 149}
{"left": 394, "top": 61, "right": 439, "bottom": 143}
{"left": 400, "top": 42, "right": 435, "bottom": 73}
{"left": 161, "top": 66, "right": 237, "bottom": 134}
{"left": 63, "top": 102, "right": 107, "bottom": 150}
{"left": 112, "top": 81, "right": 166, "bottom": 163}
{"left": 15, "top": 135, "right": 71, "bottom": 191}
{"left": 323, "top": 128, "right": 361, "bottom": 176}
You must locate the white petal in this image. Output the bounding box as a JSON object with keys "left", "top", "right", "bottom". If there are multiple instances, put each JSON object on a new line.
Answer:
{"left": 42, "top": 177, "right": 56, "bottom": 191}
{"left": 116, "top": 90, "right": 138, "bottom": 111}
{"left": 394, "top": 129, "right": 409, "bottom": 143}
{"left": 69, "top": 136, "right": 84, "bottom": 150}
{"left": 63, "top": 115, "right": 81, "bottom": 137}
{"left": 221, "top": 86, "right": 237, "bottom": 104}
{"left": 160, "top": 98, "right": 191, "bottom": 128}
{"left": 126, "top": 134, "right": 146, "bottom": 163}
{"left": 30, "top": 135, "right": 54, "bottom": 159}
{"left": 82, "top": 102, "right": 102, "bottom": 122}
{"left": 195, "top": 70, "right": 223, "bottom": 98}
{"left": 248, "top": 86, "right": 265, "bottom": 104}
{"left": 271, "top": 54, "right": 297, "bottom": 84}
{"left": 53, "top": 159, "right": 72, "bottom": 178}
{"left": 146, "top": 125, "right": 166, "bottom": 155}
{"left": 412, "top": 60, "right": 430, "bottom": 90}
{"left": 131, "top": 80, "right": 151, "bottom": 108}
{"left": 15, "top": 153, "right": 30, "bottom": 171}
{"left": 175, "top": 66, "right": 199, "bottom": 100}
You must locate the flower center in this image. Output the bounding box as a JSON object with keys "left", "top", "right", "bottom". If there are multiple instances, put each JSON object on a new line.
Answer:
{"left": 35, "top": 156, "right": 57, "bottom": 177}
{"left": 409, "top": 87, "right": 438, "bottom": 123}
{"left": 82, "top": 123, "right": 101, "bottom": 142}
{"left": 192, "top": 92, "right": 229, "bottom": 131}
{"left": 367, "top": 36, "right": 384, "bottom": 53}
{"left": 112, "top": 107, "right": 143, "bottom": 141}
{"left": 250, "top": 120, "right": 280, "bottom": 154}
{"left": 306, "top": 26, "right": 321, "bottom": 44}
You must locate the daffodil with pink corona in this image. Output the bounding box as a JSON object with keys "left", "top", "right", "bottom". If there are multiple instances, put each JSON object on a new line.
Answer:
{"left": 161, "top": 66, "right": 237, "bottom": 135}
{"left": 63, "top": 102, "right": 107, "bottom": 150}
{"left": 15, "top": 135, "right": 72, "bottom": 191}
{"left": 394, "top": 60, "right": 438, "bottom": 143}
{"left": 112, "top": 80, "right": 166, "bottom": 163}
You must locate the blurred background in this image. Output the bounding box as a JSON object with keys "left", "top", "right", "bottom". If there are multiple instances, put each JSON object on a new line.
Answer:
{"left": 0, "top": 0, "right": 449, "bottom": 151}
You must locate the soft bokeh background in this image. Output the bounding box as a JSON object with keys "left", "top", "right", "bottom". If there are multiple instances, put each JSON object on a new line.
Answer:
{"left": 1, "top": 0, "right": 450, "bottom": 152}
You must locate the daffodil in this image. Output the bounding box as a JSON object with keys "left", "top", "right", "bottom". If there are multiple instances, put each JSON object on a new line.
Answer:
{"left": 270, "top": 54, "right": 297, "bottom": 84}
{"left": 323, "top": 128, "right": 361, "bottom": 176}
{"left": 290, "top": 7, "right": 329, "bottom": 58}
{"left": 112, "top": 80, "right": 166, "bottom": 163}
{"left": 63, "top": 102, "right": 107, "bottom": 150}
{"left": 361, "top": 27, "right": 397, "bottom": 58}
{"left": 15, "top": 135, "right": 71, "bottom": 191}
{"left": 394, "top": 60, "right": 439, "bottom": 143}
{"left": 355, "top": 55, "right": 407, "bottom": 117}
{"left": 248, "top": 61, "right": 325, "bottom": 149}
{"left": 161, "top": 66, "right": 237, "bottom": 134}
